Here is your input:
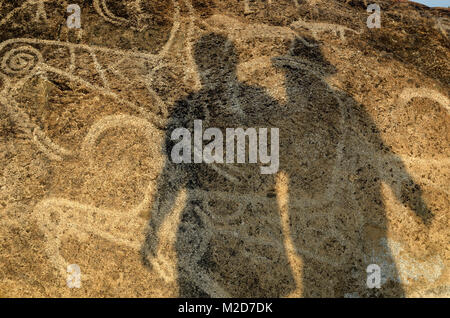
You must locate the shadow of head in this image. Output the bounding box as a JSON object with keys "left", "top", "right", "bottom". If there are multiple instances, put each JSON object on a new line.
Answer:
{"left": 272, "top": 36, "right": 337, "bottom": 76}
{"left": 193, "top": 33, "right": 239, "bottom": 86}
{"left": 271, "top": 36, "right": 435, "bottom": 227}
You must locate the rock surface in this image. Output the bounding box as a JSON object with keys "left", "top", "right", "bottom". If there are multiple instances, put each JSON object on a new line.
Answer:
{"left": 0, "top": 0, "right": 448, "bottom": 297}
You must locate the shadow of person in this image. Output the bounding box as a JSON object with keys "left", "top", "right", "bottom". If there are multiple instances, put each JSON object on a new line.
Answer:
{"left": 141, "top": 33, "right": 296, "bottom": 297}
{"left": 272, "top": 37, "right": 434, "bottom": 297}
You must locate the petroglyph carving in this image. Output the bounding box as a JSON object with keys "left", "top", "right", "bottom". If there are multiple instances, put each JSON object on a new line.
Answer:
{"left": 0, "top": 45, "right": 43, "bottom": 77}
{"left": 290, "top": 17, "right": 363, "bottom": 41}
{"left": 435, "top": 17, "right": 450, "bottom": 37}
{"left": 0, "top": 16, "right": 186, "bottom": 159}
{"left": 0, "top": 0, "right": 48, "bottom": 27}
{"left": 0, "top": 0, "right": 447, "bottom": 298}
{"left": 245, "top": 0, "right": 301, "bottom": 12}
{"left": 244, "top": 0, "right": 300, "bottom": 14}
{"left": 398, "top": 87, "right": 450, "bottom": 114}
{"left": 93, "top": 0, "right": 130, "bottom": 27}
{"left": 93, "top": 0, "right": 180, "bottom": 32}
{"left": 33, "top": 115, "right": 164, "bottom": 277}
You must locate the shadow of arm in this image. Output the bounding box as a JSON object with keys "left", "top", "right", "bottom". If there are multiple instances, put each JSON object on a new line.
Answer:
{"left": 140, "top": 160, "right": 185, "bottom": 268}
{"left": 385, "top": 156, "right": 434, "bottom": 226}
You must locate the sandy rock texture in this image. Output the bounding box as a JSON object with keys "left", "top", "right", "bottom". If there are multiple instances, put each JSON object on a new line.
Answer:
{"left": 0, "top": 0, "right": 448, "bottom": 297}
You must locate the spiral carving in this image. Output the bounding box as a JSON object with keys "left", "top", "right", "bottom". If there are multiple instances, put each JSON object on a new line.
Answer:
{"left": 1, "top": 45, "right": 42, "bottom": 76}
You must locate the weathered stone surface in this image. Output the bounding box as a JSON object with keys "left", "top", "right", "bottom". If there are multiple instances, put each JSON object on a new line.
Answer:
{"left": 0, "top": 0, "right": 448, "bottom": 297}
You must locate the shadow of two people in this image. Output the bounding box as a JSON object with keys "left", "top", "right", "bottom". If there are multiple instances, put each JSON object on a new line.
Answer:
{"left": 141, "top": 33, "right": 433, "bottom": 297}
